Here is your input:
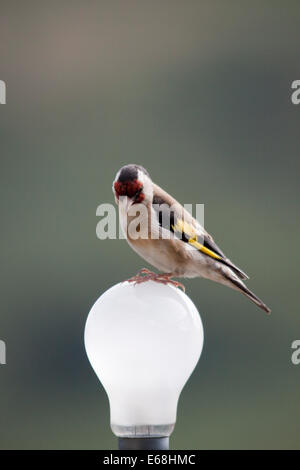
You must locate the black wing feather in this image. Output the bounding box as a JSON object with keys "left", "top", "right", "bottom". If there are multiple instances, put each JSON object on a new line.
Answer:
{"left": 152, "top": 194, "right": 248, "bottom": 280}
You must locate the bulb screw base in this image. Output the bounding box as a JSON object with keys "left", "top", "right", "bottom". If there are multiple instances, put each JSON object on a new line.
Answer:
{"left": 118, "top": 437, "right": 169, "bottom": 450}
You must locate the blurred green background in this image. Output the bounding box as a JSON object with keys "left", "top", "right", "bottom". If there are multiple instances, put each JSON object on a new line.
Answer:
{"left": 0, "top": 0, "right": 299, "bottom": 450}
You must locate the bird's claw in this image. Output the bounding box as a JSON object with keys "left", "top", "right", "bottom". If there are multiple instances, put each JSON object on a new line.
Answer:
{"left": 125, "top": 269, "right": 185, "bottom": 292}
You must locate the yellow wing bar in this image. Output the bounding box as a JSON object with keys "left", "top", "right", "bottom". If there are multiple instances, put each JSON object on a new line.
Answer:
{"left": 172, "top": 219, "right": 222, "bottom": 261}
{"left": 188, "top": 238, "right": 222, "bottom": 260}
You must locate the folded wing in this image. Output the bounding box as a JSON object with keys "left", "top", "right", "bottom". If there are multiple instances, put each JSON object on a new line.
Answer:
{"left": 152, "top": 185, "right": 249, "bottom": 280}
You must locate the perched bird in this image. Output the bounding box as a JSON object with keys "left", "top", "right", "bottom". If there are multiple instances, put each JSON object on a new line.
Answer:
{"left": 113, "top": 164, "right": 271, "bottom": 314}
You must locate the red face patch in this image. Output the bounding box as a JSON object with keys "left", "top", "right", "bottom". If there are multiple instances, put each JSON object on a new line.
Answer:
{"left": 114, "top": 179, "right": 145, "bottom": 203}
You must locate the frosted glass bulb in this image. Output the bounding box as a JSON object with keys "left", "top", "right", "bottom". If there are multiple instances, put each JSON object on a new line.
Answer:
{"left": 84, "top": 281, "right": 203, "bottom": 438}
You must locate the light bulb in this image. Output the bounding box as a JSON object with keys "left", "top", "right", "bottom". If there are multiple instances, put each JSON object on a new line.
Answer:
{"left": 84, "top": 281, "right": 203, "bottom": 444}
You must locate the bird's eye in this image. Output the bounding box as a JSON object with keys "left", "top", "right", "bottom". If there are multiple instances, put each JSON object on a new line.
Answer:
{"left": 134, "top": 186, "right": 143, "bottom": 201}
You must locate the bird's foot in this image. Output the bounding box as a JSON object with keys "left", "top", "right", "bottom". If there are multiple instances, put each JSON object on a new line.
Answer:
{"left": 126, "top": 268, "right": 185, "bottom": 292}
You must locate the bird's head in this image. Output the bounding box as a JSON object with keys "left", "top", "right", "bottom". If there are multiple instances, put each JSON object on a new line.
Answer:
{"left": 113, "top": 164, "right": 153, "bottom": 212}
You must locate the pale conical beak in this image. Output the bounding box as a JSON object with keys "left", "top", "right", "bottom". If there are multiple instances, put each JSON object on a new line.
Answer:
{"left": 119, "top": 196, "right": 134, "bottom": 214}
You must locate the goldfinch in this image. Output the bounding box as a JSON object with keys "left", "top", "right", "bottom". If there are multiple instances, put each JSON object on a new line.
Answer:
{"left": 112, "top": 164, "right": 271, "bottom": 314}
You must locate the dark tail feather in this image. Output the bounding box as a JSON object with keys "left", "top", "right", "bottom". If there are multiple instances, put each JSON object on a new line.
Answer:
{"left": 225, "top": 275, "right": 271, "bottom": 314}
{"left": 220, "top": 258, "right": 249, "bottom": 280}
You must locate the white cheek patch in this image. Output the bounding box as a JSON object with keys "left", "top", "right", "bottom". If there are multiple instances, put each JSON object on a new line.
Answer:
{"left": 112, "top": 170, "right": 121, "bottom": 195}
{"left": 114, "top": 170, "right": 121, "bottom": 183}
{"left": 138, "top": 171, "right": 152, "bottom": 201}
